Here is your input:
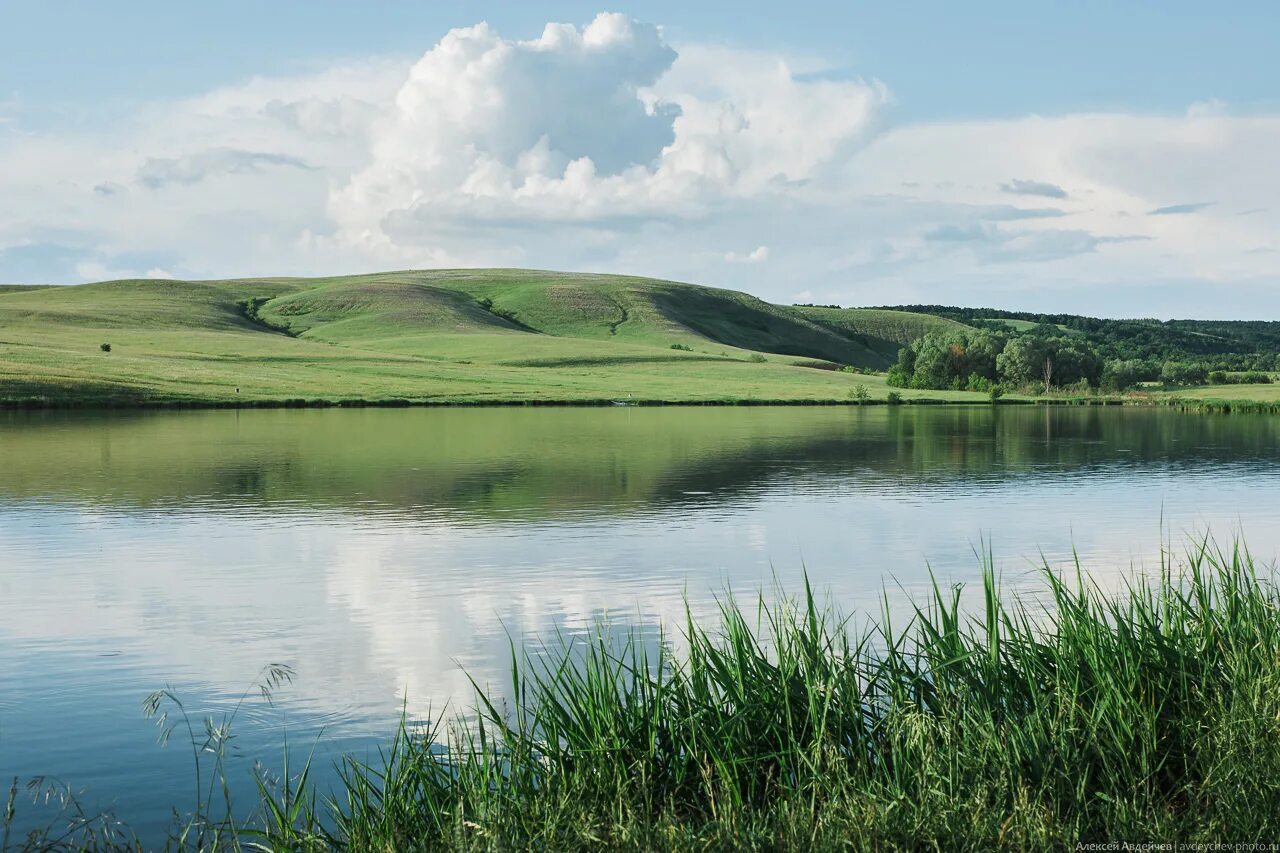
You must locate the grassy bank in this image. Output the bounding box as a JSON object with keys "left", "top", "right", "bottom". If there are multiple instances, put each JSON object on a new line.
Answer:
{"left": 14, "top": 542, "right": 1280, "bottom": 850}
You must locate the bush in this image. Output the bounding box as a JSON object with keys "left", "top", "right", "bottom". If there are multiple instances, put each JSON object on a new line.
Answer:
{"left": 747, "top": 353, "right": 768, "bottom": 363}
{"left": 100, "top": 343, "right": 111, "bottom": 353}
{"left": 670, "top": 343, "right": 693, "bottom": 351}
{"left": 850, "top": 383, "right": 870, "bottom": 402}
{"left": 1208, "top": 370, "right": 1272, "bottom": 385}
{"left": 886, "top": 391, "right": 902, "bottom": 404}
{"left": 965, "top": 374, "right": 996, "bottom": 393}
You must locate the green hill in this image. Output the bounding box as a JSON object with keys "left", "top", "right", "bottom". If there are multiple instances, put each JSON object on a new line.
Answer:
{"left": 250, "top": 270, "right": 902, "bottom": 366}
{"left": 0, "top": 270, "right": 979, "bottom": 407}
{"left": 793, "top": 306, "right": 972, "bottom": 362}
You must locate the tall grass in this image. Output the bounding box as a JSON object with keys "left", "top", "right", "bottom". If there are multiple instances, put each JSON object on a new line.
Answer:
{"left": 322, "top": 542, "right": 1280, "bottom": 850}
{"left": 9, "top": 542, "right": 1280, "bottom": 850}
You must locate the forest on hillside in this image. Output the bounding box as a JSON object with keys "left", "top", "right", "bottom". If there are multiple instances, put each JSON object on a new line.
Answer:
{"left": 799, "top": 304, "right": 1280, "bottom": 393}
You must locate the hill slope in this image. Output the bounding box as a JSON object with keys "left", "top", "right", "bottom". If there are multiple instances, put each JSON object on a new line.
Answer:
{"left": 0, "top": 270, "right": 976, "bottom": 406}
{"left": 248, "top": 270, "right": 903, "bottom": 367}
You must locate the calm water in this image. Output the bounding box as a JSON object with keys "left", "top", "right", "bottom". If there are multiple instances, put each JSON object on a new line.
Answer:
{"left": 2, "top": 405, "right": 1279, "bottom": 839}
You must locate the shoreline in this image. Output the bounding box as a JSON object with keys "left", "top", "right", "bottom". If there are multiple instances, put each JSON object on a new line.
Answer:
{"left": 1, "top": 394, "right": 1276, "bottom": 413}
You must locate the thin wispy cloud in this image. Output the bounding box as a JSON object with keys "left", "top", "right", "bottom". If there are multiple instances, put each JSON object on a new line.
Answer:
{"left": 999, "top": 178, "right": 1068, "bottom": 200}
{"left": 136, "top": 148, "right": 314, "bottom": 189}
{"left": 1148, "top": 201, "right": 1215, "bottom": 216}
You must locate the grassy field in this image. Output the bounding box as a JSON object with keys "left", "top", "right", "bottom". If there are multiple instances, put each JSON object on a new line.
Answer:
{"left": 0, "top": 271, "right": 989, "bottom": 407}
{"left": 16, "top": 541, "right": 1280, "bottom": 850}
{"left": 977, "top": 317, "right": 1082, "bottom": 335}
{"left": 4, "top": 270, "right": 1277, "bottom": 409}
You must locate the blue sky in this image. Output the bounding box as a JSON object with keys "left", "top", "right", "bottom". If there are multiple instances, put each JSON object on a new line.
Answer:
{"left": 6, "top": 2, "right": 1277, "bottom": 120}
{"left": 2, "top": 3, "right": 1278, "bottom": 316}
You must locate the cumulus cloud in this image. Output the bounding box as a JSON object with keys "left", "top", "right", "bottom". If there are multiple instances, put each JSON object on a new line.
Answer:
{"left": 1000, "top": 178, "right": 1069, "bottom": 199}
{"left": 325, "top": 14, "right": 887, "bottom": 262}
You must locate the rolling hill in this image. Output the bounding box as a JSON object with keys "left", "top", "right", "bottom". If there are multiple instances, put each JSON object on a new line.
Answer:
{"left": 0, "top": 270, "right": 978, "bottom": 407}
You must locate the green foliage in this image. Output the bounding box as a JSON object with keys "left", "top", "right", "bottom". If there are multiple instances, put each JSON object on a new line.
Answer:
{"left": 850, "top": 383, "right": 870, "bottom": 402}
{"left": 99, "top": 343, "right": 111, "bottom": 353}
{"left": 747, "top": 353, "right": 768, "bottom": 363}
{"left": 1161, "top": 360, "right": 1209, "bottom": 387}
{"left": 995, "top": 335, "right": 1050, "bottom": 387}
{"left": 888, "top": 329, "right": 1005, "bottom": 391}
{"left": 1208, "top": 370, "right": 1273, "bottom": 385}
{"left": 892, "top": 331, "right": 1103, "bottom": 393}
{"left": 669, "top": 343, "right": 693, "bottom": 351}
{"left": 1101, "top": 358, "right": 1157, "bottom": 391}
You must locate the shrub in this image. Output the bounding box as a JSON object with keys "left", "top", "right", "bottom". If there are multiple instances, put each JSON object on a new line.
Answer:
{"left": 100, "top": 343, "right": 111, "bottom": 353}
{"left": 886, "top": 391, "right": 902, "bottom": 404}
{"left": 670, "top": 343, "right": 693, "bottom": 351}
{"left": 965, "top": 374, "right": 995, "bottom": 393}
{"left": 1208, "top": 370, "right": 1272, "bottom": 385}
{"left": 850, "top": 383, "right": 870, "bottom": 402}
{"left": 747, "top": 353, "right": 768, "bottom": 363}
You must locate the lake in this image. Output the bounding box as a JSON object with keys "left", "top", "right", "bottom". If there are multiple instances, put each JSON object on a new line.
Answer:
{"left": 2, "top": 405, "right": 1279, "bottom": 840}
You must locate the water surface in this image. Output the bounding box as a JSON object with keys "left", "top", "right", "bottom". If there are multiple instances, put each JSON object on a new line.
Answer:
{"left": 1, "top": 405, "right": 1278, "bottom": 839}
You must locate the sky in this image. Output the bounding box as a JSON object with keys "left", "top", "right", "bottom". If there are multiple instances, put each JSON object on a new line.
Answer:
{"left": 2, "top": 1, "right": 1278, "bottom": 317}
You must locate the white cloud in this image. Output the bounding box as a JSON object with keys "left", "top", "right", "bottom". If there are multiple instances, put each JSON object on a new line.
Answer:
{"left": 725, "top": 245, "right": 769, "bottom": 263}
{"left": 322, "top": 14, "right": 887, "bottom": 265}
{"left": 1000, "top": 178, "right": 1068, "bottom": 199}
{"left": 0, "top": 14, "right": 1278, "bottom": 316}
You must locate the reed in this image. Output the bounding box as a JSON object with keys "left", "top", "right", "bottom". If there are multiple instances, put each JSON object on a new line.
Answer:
{"left": 322, "top": 541, "right": 1280, "bottom": 850}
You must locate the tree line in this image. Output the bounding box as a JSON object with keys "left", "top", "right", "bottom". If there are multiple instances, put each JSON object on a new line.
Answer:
{"left": 878, "top": 305, "right": 1280, "bottom": 371}
{"left": 887, "top": 328, "right": 1273, "bottom": 393}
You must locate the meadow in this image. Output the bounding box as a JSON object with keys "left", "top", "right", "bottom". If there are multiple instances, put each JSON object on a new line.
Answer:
{"left": 4, "top": 269, "right": 1277, "bottom": 411}
{"left": 12, "top": 540, "right": 1280, "bottom": 850}
{"left": 0, "top": 271, "right": 983, "bottom": 407}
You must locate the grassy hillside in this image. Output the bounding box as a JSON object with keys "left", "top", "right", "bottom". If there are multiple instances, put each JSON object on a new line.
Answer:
{"left": 0, "top": 270, "right": 982, "bottom": 407}
{"left": 977, "top": 317, "right": 1081, "bottom": 336}
{"left": 793, "top": 306, "right": 972, "bottom": 362}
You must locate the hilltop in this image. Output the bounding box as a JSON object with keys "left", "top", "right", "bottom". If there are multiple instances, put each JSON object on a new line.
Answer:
{"left": 0, "top": 270, "right": 974, "bottom": 407}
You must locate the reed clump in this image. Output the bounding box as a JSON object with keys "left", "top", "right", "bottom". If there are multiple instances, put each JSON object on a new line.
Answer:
{"left": 324, "top": 542, "right": 1280, "bottom": 851}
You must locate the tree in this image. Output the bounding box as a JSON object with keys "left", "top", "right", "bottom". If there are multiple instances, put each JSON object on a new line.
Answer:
{"left": 997, "top": 336, "right": 1051, "bottom": 387}
{"left": 1160, "top": 361, "right": 1208, "bottom": 386}
{"left": 886, "top": 345, "right": 916, "bottom": 388}
{"left": 889, "top": 330, "right": 1006, "bottom": 390}
{"left": 1101, "top": 359, "right": 1152, "bottom": 391}
{"left": 1052, "top": 343, "right": 1103, "bottom": 387}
